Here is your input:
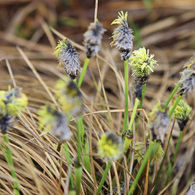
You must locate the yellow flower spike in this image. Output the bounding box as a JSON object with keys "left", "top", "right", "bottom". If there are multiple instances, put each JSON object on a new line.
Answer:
{"left": 38, "top": 105, "right": 72, "bottom": 142}
{"left": 98, "top": 131, "right": 123, "bottom": 161}
{"left": 183, "top": 54, "right": 195, "bottom": 69}
{"left": 170, "top": 99, "right": 192, "bottom": 131}
{"left": 129, "top": 47, "right": 158, "bottom": 79}
{"left": 0, "top": 91, "right": 7, "bottom": 116}
{"left": 55, "top": 77, "right": 83, "bottom": 117}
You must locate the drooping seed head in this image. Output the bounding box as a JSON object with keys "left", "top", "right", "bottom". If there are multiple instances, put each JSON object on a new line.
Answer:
{"left": 54, "top": 38, "right": 81, "bottom": 79}
{"left": 98, "top": 131, "right": 123, "bottom": 161}
{"left": 84, "top": 21, "right": 106, "bottom": 58}
{"left": 129, "top": 47, "right": 158, "bottom": 79}
{"left": 111, "top": 11, "right": 134, "bottom": 61}
{"left": 148, "top": 101, "right": 169, "bottom": 143}
{"left": 55, "top": 76, "right": 83, "bottom": 117}
{"left": 38, "top": 105, "right": 72, "bottom": 142}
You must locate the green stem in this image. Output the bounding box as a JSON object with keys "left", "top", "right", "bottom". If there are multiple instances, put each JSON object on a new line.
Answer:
{"left": 3, "top": 134, "right": 19, "bottom": 195}
{"left": 128, "top": 142, "right": 157, "bottom": 195}
{"left": 77, "top": 58, "right": 90, "bottom": 88}
{"left": 74, "top": 162, "right": 82, "bottom": 195}
{"left": 139, "top": 83, "right": 146, "bottom": 109}
{"left": 123, "top": 60, "right": 129, "bottom": 133}
{"left": 76, "top": 117, "right": 83, "bottom": 163}
{"left": 64, "top": 143, "right": 74, "bottom": 188}
{"left": 135, "top": 83, "right": 146, "bottom": 130}
{"left": 165, "top": 131, "right": 183, "bottom": 185}
{"left": 128, "top": 98, "right": 140, "bottom": 131}
{"left": 168, "top": 95, "right": 183, "bottom": 118}
{"left": 165, "top": 82, "right": 181, "bottom": 108}
{"left": 97, "top": 161, "right": 112, "bottom": 195}
{"left": 151, "top": 121, "right": 175, "bottom": 195}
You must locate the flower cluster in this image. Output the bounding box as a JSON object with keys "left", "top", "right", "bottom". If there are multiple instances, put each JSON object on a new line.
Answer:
{"left": 111, "top": 11, "right": 134, "bottom": 61}
{"left": 148, "top": 101, "right": 169, "bottom": 143}
{"left": 54, "top": 38, "right": 81, "bottom": 79}
{"left": 129, "top": 47, "right": 158, "bottom": 99}
{"left": 98, "top": 131, "right": 123, "bottom": 161}
{"left": 0, "top": 87, "right": 28, "bottom": 134}
{"left": 55, "top": 76, "right": 83, "bottom": 117}
{"left": 129, "top": 47, "right": 158, "bottom": 80}
{"left": 84, "top": 21, "right": 106, "bottom": 59}
{"left": 38, "top": 105, "right": 72, "bottom": 142}
{"left": 170, "top": 99, "right": 192, "bottom": 131}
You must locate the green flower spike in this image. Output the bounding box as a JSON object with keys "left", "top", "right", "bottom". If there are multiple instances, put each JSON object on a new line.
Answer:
{"left": 38, "top": 105, "right": 72, "bottom": 142}
{"left": 98, "top": 131, "right": 123, "bottom": 161}
{"left": 55, "top": 76, "right": 83, "bottom": 117}
{"left": 129, "top": 47, "right": 158, "bottom": 80}
{"left": 54, "top": 38, "right": 81, "bottom": 79}
{"left": 170, "top": 99, "right": 192, "bottom": 131}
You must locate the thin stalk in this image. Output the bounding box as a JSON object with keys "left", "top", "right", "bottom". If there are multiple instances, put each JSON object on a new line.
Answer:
{"left": 3, "top": 134, "right": 19, "bottom": 195}
{"left": 128, "top": 142, "right": 157, "bottom": 195}
{"left": 165, "top": 82, "right": 181, "bottom": 108}
{"left": 128, "top": 98, "right": 140, "bottom": 131}
{"left": 168, "top": 95, "right": 183, "bottom": 118}
{"left": 76, "top": 117, "right": 83, "bottom": 163}
{"left": 165, "top": 131, "right": 183, "bottom": 185}
{"left": 139, "top": 83, "right": 146, "bottom": 109}
{"left": 77, "top": 58, "right": 90, "bottom": 88}
{"left": 64, "top": 143, "right": 74, "bottom": 188}
{"left": 135, "top": 83, "right": 146, "bottom": 130}
{"left": 151, "top": 120, "right": 175, "bottom": 195}
{"left": 74, "top": 162, "right": 82, "bottom": 195}
{"left": 122, "top": 60, "right": 129, "bottom": 133}
{"left": 97, "top": 161, "right": 112, "bottom": 195}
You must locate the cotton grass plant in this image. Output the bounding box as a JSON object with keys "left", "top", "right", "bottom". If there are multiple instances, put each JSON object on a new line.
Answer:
{"left": 0, "top": 2, "right": 194, "bottom": 195}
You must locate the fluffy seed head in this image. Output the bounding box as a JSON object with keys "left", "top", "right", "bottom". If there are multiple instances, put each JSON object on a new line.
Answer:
{"left": 179, "top": 68, "right": 195, "bottom": 95}
{"left": 54, "top": 38, "right": 81, "bottom": 79}
{"left": 111, "top": 11, "right": 134, "bottom": 61}
{"left": 98, "top": 131, "right": 123, "bottom": 161}
{"left": 148, "top": 101, "right": 169, "bottom": 143}
{"left": 55, "top": 77, "right": 83, "bottom": 117}
{"left": 38, "top": 105, "right": 72, "bottom": 142}
{"left": 84, "top": 21, "right": 106, "bottom": 58}
{"left": 129, "top": 47, "right": 158, "bottom": 79}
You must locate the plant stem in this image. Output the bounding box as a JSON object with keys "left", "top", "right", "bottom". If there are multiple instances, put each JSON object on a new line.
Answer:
{"left": 77, "top": 58, "right": 90, "bottom": 88}
{"left": 165, "top": 82, "right": 181, "bottom": 108}
{"left": 128, "top": 98, "right": 140, "bottom": 131}
{"left": 139, "top": 83, "right": 146, "bottom": 109}
{"left": 3, "top": 134, "right": 19, "bottom": 195}
{"left": 165, "top": 131, "right": 183, "bottom": 185}
{"left": 168, "top": 95, "right": 183, "bottom": 118}
{"left": 135, "top": 83, "right": 146, "bottom": 130}
{"left": 128, "top": 142, "right": 157, "bottom": 195}
{"left": 123, "top": 60, "right": 129, "bottom": 133}
{"left": 74, "top": 161, "right": 82, "bottom": 195}
{"left": 97, "top": 161, "right": 112, "bottom": 195}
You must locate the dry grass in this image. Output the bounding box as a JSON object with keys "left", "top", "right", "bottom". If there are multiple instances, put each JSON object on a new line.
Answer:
{"left": 0, "top": 0, "right": 194, "bottom": 194}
